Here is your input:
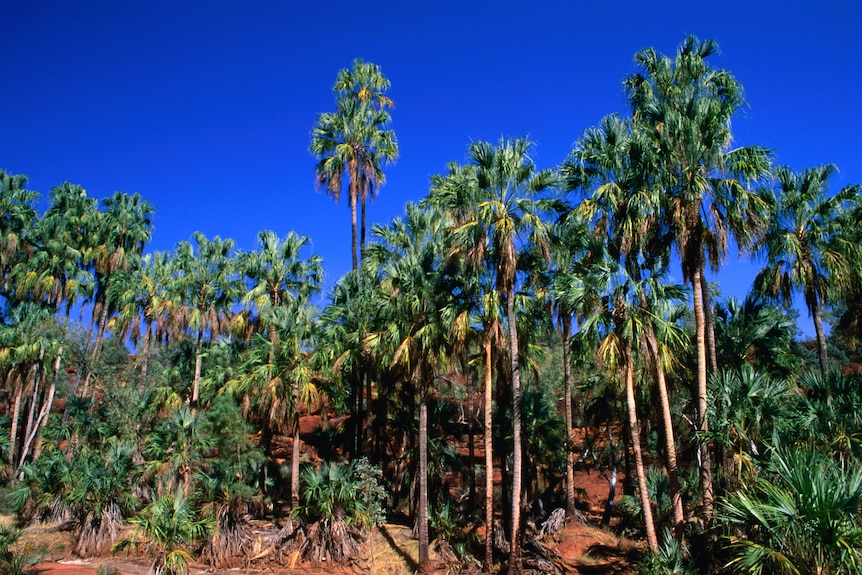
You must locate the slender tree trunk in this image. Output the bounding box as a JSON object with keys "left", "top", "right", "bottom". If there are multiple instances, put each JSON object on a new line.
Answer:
{"left": 701, "top": 275, "right": 718, "bottom": 373}
{"left": 507, "top": 290, "right": 523, "bottom": 575}
{"left": 19, "top": 347, "right": 60, "bottom": 470}
{"left": 82, "top": 299, "right": 110, "bottom": 400}
{"left": 693, "top": 266, "right": 714, "bottom": 519}
{"left": 20, "top": 347, "right": 44, "bottom": 468}
{"left": 561, "top": 315, "right": 577, "bottom": 518}
{"left": 291, "top": 407, "right": 301, "bottom": 511}
{"left": 191, "top": 332, "right": 203, "bottom": 410}
{"left": 483, "top": 329, "right": 494, "bottom": 572}
{"left": 812, "top": 299, "right": 829, "bottom": 377}
{"left": 9, "top": 376, "right": 22, "bottom": 465}
{"left": 467, "top": 370, "right": 476, "bottom": 513}
{"left": 32, "top": 347, "right": 62, "bottom": 463}
{"left": 418, "top": 392, "right": 430, "bottom": 571}
{"left": 350, "top": 190, "right": 359, "bottom": 270}
{"left": 624, "top": 346, "right": 658, "bottom": 550}
{"left": 138, "top": 323, "right": 151, "bottom": 394}
{"left": 600, "top": 435, "right": 618, "bottom": 527}
{"left": 645, "top": 326, "right": 685, "bottom": 536}
{"left": 360, "top": 191, "right": 367, "bottom": 266}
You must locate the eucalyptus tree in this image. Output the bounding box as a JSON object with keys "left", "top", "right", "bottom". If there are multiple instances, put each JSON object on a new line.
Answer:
{"left": 311, "top": 59, "right": 398, "bottom": 270}
{"left": 364, "top": 202, "right": 452, "bottom": 570}
{"left": 173, "top": 232, "right": 241, "bottom": 409}
{"left": 624, "top": 36, "right": 771, "bottom": 517}
{"left": 109, "top": 251, "right": 175, "bottom": 393}
{"left": 563, "top": 113, "right": 687, "bottom": 535}
{"left": 754, "top": 164, "right": 860, "bottom": 377}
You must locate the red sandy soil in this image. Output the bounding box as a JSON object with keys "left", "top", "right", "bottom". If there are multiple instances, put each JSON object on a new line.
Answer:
{"left": 20, "top": 466, "right": 631, "bottom": 575}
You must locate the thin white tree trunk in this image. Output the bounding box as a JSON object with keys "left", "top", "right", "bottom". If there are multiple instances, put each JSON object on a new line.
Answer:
{"left": 561, "top": 316, "right": 576, "bottom": 518}
{"left": 19, "top": 347, "right": 61, "bottom": 470}
{"left": 693, "top": 266, "right": 714, "bottom": 518}
{"left": 624, "top": 348, "right": 658, "bottom": 550}
{"left": 507, "top": 291, "right": 523, "bottom": 575}
{"left": 483, "top": 330, "right": 494, "bottom": 572}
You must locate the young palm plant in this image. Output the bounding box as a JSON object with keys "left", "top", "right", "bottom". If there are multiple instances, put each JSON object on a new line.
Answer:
{"left": 717, "top": 446, "right": 862, "bottom": 575}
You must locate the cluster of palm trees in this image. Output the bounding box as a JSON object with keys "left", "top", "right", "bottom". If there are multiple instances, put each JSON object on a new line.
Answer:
{"left": 2, "top": 37, "right": 862, "bottom": 575}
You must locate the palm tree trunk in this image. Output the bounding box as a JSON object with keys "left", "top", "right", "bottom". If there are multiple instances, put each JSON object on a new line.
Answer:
{"left": 350, "top": 190, "right": 359, "bottom": 270}
{"left": 138, "top": 323, "right": 151, "bottom": 394}
{"left": 8, "top": 375, "right": 22, "bottom": 465}
{"left": 20, "top": 347, "right": 44, "bottom": 468}
{"left": 291, "top": 412, "right": 301, "bottom": 511}
{"left": 483, "top": 329, "right": 494, "bottom": 572}
{"left": 561, "top": 315, "right": 577, "bottom": 519}
{"left": 82, "top": 298, "right": 110, "bottom": 400}
{"left": 624, "top": 346, "right": 658, "bottom": 550}
{"left": 701, "top": 275, "right": 718, "bottom": 373}
{"left": 418, "top": 393, "right": 430, "bottom": 571}
{"left": 693, "top": 266, "right": 714, "bottom": 519}
{"left": 812, "top": 299, "right": 829, "bottom": 377}
{"left": 507, "top": 290, "right": 523, "bottom": 575}
{"left": 360, "top": 190, "right": 367, "bottom": 265}
{"left": 645, "top": 326, "right": 685, "bottom": 535}
{"left": 32, "top": 347, "right": 62, "bottom": 463}
{"left": 18, "top": 347, "right": 60, "bottom": 470}
{"left": 191, "top": 332, "right": 203, "bottom": 410}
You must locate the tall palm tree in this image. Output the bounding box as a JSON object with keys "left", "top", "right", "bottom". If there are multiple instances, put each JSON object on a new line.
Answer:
{"left": 754, "top": 164, "right": 860, "bottom": 376}
{"left": 467, "top": 137, "right": 557, "bottom": 574}
{"left": 563, "top": 113, "right": 687, "bottom": 535}
{"left": 83, "top": 191, "right": 155, "bottom": 399}
{"left": 333, "top": 58, "right": 397, "bottom": 260}
{"left": 311, "top": 59, "right": 398, "bottom": 270}
{"left": 427, "top": 160, "right": 504, "bottom": 571}
{"left": 109, "top": 251, "right": 175, "bottom": 393}
{"left": 173, "top": 232, "right": 240, "bottom": 409}
{"left": 365, "top": 202, "right": 451, "bottom": 570}
{"left": 234, "top": 230, "right": 322, "bottom": 505}
{"left": 0, "top": 170, "right": 38, "bottom": 303}
{"left": 10, "top": 215, "right": 91, "bottom": 314}
{"left": 625, "top": 36, "right": 771, "bottom": 517}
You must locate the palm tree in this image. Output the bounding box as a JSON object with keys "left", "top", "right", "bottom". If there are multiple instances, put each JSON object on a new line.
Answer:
{"left": 365, "top": 202, "right": 452, "bottom": 569}
{"left": 754, "top": 164, "right": 860, "bottom": 377}
{"left": 466, "top": 137, "right": 557, "bottom": 574}
{"left": 172, "top": 232, "right": 240, "bottom": 409}
{"left": 82, "top": 191, "right": 155, "bottom": 399}
{"left": 0, "top": 170, "right": 38, "bottom": 303}
{"left": 625, "top": 36, "right": 771, "bottom": 517}
{"left": 109, "top": 251, "right": 175, "bottom": 393}
{"left": 235, "top": 230, "right": 323, "bottom": 504}
{"left": 563, "top": 113, "right": 688, "bottom": 535}
{"left": 311, "top": 59, "right": 398, "bottom": 270}
{"left": 571, "top": 244, "right": 661, "bottom": 550}
{"left": 427, "top": 160, "right": 504, "bottom": 571}
{"left": 717, "top": 446, "right": 862, "bottom": 575}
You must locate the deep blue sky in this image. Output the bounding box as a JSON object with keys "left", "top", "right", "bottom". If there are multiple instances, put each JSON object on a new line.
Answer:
{"left": 3, "top": 1, "right": 861, "bottom": 337}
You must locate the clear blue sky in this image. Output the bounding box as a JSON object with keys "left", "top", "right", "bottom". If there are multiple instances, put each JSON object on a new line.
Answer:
{"left": 3, "top": 1, "right": 861, "bottom": 337}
